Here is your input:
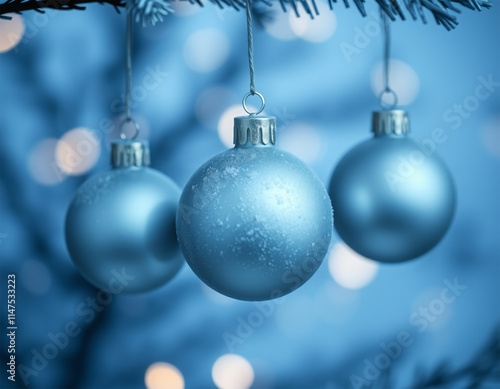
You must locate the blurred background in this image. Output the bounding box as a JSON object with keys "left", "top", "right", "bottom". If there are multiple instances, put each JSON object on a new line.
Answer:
{"left": 0, "top": 1, "right": 499, "bottom": 388}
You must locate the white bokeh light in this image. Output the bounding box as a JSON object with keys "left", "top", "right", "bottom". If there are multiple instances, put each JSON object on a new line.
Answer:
{"left": 212, "top": 354, "right": 254, "bottom": 389}
{"left": 184, "top": 29, "right": 230, "bottom": 73}
{"left": 328, "top": 243, "right": 379, "bottom": 289}
{"left": 20, "top": 259, "right": 52, "bottom": 295}
{"left": 0, "top": 14, "right": 24, "bottom": 53}
{"left": 279, "top": 123, "right": 322, "bottom": 163}
{"left": 481, "top": 116, "right": 500, "bottom": 158}
{"left": 171, "top": 0, "right": 201, "bottom": 16}
{"left": 218, "top": 105, "right": 258, "bottom": 148}
{"left": 371, "top": 59, "right": 420, "bottom": 106}
{"left": 289, "top": 3, "right": 337, "bottom": 43}
{"left": 145, "top": 362, "right": 185, "bottom": 389}
{"left": 27, "top": 138, "right": 65, "bottom": 185}
{"left": 264, "top": 10, "right": 297, "bottom": 41}
{"left": 56, "top": 128, "right": 101, "bottom": 176}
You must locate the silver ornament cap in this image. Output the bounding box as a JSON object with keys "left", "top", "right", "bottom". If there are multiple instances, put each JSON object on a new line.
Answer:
{"left": 234, "top": 115, "right": 276, "bottom": 147}
{"left": 372, "top": 110, "right": 410, "bottom": 136}
{"left": 111, "top": 140, "right": 151, "bottom": 168}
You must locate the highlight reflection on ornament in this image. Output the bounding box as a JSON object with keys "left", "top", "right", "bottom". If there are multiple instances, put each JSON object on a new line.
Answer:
{"left": 177, "top": 115, "right": 333, "bottom": 301}
{"left": 329, "top": 110, "right": 456, "bottom": 263}
{"left": 65, "top": 140, "right": 184, "bottom": 293}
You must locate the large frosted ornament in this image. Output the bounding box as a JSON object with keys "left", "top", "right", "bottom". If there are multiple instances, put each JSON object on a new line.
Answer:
{"left": 65, "top": 140, "right": 184, "bottom": 293}
{"left": 329, "top": 110, "right": 456, "bottom": 263}
{"left": 177, "top": 115, "right": 333, "bottom": 301}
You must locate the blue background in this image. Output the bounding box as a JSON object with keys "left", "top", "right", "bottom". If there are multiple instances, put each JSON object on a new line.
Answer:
{"left": 0, "top": 1, "right": 499, "bottom": 388}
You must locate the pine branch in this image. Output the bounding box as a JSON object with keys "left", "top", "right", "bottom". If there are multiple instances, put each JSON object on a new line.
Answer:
{"left": 368, "top": 326, "right": 500, "bottom": 388}
{"left": 0, "top": 0, "right": 493, "bottom": 29}
{"left": 0, "top": 0, "right": 125, "bottom": 17}
{"left": 412, "top": 326, "right": 500, "bottom": 388}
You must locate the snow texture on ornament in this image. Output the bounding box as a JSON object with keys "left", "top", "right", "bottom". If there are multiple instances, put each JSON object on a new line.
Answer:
{"left": 66, "top": 141, "right": 184, "bottom": 293}
{"left": 176, "top": 115, "right": 333, "bottom": 301}
{"left": 329, "top": 110, "right": 456, "bottom": 263}
{"left": 127, "top": 0, "right": 173, "bottom": 26}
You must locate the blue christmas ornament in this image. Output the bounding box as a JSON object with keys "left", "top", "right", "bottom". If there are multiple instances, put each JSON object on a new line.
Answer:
{"left": 65, "top": 140, "right": 184, "bottom": 293}
{"left": 329, "top": 110, "right": 456, "bottom": 263}
{"left": 176, "top": 115, "right": 333, "bottom": 301}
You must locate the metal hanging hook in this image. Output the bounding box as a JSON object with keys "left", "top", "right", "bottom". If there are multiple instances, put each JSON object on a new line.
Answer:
{"left": 242, "top": 91, "right": 265, "bottom": 115}
{"left": 378, "top": 89, "right": 398, "bottom": 110}
{"left": 119, "top": 117, "right": 140, "bottom": 140}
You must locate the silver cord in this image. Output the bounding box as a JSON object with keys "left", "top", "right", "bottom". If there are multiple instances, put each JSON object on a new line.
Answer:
{"left": 242, "top": 0, "right": 266, "bottom": 115}
{"left": 378, "top": 9, "right": 398, "bottom": 110}
{"left": 125, "top": 12, "right": 132, "bottom": 122}
{"left": 120, "top": 13, "right": 140, "bottom": 140}
{"left": 246, "top": 0, "right": 256, "bottom": 96}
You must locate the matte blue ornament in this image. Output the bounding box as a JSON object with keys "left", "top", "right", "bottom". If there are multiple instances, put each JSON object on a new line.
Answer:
{"left": 329, "top": 110, "right": 456, "bottom": 263}
{"left": 65, "top": 140, "right": 184, "bottom": 293}
{"left": 176, "top": 115, "right": 333, "bottom": 301}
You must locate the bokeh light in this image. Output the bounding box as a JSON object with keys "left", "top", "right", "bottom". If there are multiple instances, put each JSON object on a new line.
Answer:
{"left": 0, "top": 14, "right": 24, "bottom": 53}
{"left": 289, "top": 3, "right": 337, "bottom": 43}
{"left": 328, "top": 243, "right": 379, "bottom": 289}
{"left": 2, "top": 3, "right": 499, "bottom": 389}
{"left": 20, "top": 259, "right": 52, "bottom": 295}
{"left": 218, "top": 105, "right": 258, "bottom": 148}
{"left": 264, "top": 10, "right": 297, "bottom": 41}
{"left": 145, "top": 362, "right": 185, "bottom": 389}
{"left": 212, "top": 354, "right": 254, "bottom": 389}
{"left": 56, "top": 128, "right": 101, "bottom": 175}
{"left": 183, "top": 29, "right": 230, "bottom": 73}
{"left": 279, "top": 122, "right": 322, "bottom": 163}
{"left": 171, "top": 0, "right": 201, "bottom": 16}
{"left": 481, "top": 115, "right": 500, "bottom": 158}
{"left": 27, "top": 138, "right": 66, "bottom": 185}
{"left": 371, "top": 59, "right": 420, "bottom": 106}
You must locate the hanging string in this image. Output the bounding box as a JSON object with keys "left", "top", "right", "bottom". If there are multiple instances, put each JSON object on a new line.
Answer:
{"left": 120, "top": 12, "right": 140, "bottom": 140}
{"left": 125, "top": 12, "right": 132, "bottom": 122}
{"left": 378, "top": 9, "right": 398, "bottom": 110}
{"left": 246, "top": 0, "right": 255, "bottom": 95}
{"left": 242, "top": 0, "right": 265, "bottom": 115}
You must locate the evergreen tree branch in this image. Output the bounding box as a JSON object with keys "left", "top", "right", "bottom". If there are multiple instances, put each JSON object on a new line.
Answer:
{"left": 0, "top": 0, "right": 125, "bottom": 17}
{"left": 0, "top": 0, "right": 493, "bottom": 29}
{"left": 413, "top": 326, "right": 500, "bottom": 388}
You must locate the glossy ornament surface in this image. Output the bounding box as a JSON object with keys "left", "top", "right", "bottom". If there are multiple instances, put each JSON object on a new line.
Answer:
{"left": 329, "top": 110, "right": 456, "bottom": 263}
{"left": 65, "top": 140, "right": 183, "bottom": 293}
{"left": 177, "top": 116, "right": 333, "bottom": 301}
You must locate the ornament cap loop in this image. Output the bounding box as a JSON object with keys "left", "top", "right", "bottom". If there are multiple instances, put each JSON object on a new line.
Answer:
{"left": 111, "top": 140, "right": 151, "bottom": 168}
{"left": 372, "top": 110, "right": 409, "bottom": 136}
{"left": 378, "top": 89, "right": 398, "bottom": 110}
{"left": 119, "top": 118, "right": 140, "bottom": 140}
{"left": 242, "top": 91, "right": 265, "bottom": 115}
{"left": 234, "top": 115, "right": 276, "bottom": 147}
